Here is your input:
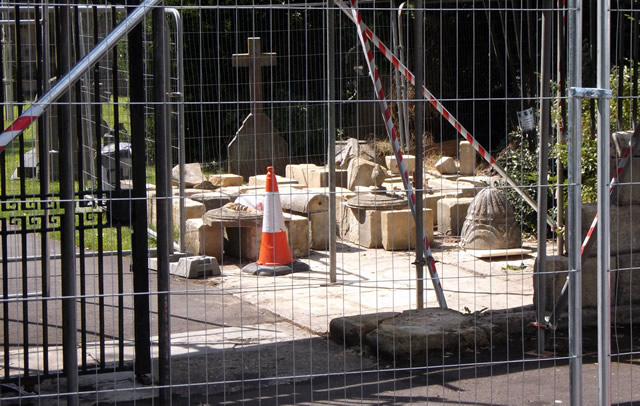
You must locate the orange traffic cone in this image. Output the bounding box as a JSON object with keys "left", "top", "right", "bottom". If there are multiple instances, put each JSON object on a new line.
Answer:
{"left": 242, "top": 167, "right": 310, "bottom": 276}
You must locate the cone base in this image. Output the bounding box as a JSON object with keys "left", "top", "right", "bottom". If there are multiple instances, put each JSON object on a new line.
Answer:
{"left": 242, "top": 260, "right": 310, "bottom": 276}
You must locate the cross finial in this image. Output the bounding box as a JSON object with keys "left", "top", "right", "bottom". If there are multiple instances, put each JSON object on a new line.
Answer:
{"left": 232, "top": 37, "right": 277, "bottom": 115}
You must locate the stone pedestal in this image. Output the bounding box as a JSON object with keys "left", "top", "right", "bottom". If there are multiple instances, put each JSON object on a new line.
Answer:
{"left": 340, "top": 206, "right": 383, "bottom": 248}
{"left": 340, "top": 192, "right": 408, "bottom": 248}
{"left": 381, "top": 209, "right": 434, "bottom": 251}
{"left": 172, "top": 198, "right": 205, "bottom": 226}
{"left": 227, "top": 112, "right": 289, "bottom": 180}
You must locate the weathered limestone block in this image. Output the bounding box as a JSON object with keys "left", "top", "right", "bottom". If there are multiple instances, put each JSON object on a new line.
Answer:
{"left": 381, "top": 208, "right": 434, "bottom": 250}
{"left": 385, "top": 154, "right": 416, "bottom": 174}
{"left": 173, "top": 188, "right": 219, "bottom": 197}
{"left": 382, "top": 176, "right": 413, "bottom": 193}
{"left": 340, "top": 206, "right": 382, "bottom": 248}
{"left": 188, "top": 191, "right": 233, "bottom": 211}
{"left": 309, "top": 168, "right": 348, "bottom": 188}
{"left": 611, "top": 129, "right": 640, "bottom": 158}
{"left": 286, "top": 164, "right": 323, "bottom": 186}
{"left": 613, "top": 156, "right": 640, "bottom": 206}
{"left": 435, "top": 156, "right": 457, "bottom": 175}
{"left": 424, "top": 192, "right": 463, "bottom": 225}
{"left": 347, "top": 158, "right": 386, "bottom": 190}
{"left": 184, "top": 218, "right": 224, "bottom": 259}
{"left": 209, "top": 173, "right": 243, "bottom": 187}
{"left": 279, "top": 190, "right": 330, "bottom": 249}
{"left": 336, "top": 138, "right": 385, "bottom": 169}
{"left": 427, "top": 177, "right": 477, "bottom": 198}
{"left": 437, "top": 197, "right": 474, "bottom": 236}
{"left": 247, "top": 174, "right": 299, "bottom": 187}
{"left": 537, "top": 255, "right": 614, "bottom": 311}
{"left": 283, "top": 212, "right": 310, "bottom": 258}
{"left": 367, "top": 309, "right": 496, "bottom": 359}
{"left": 172, "top": 198, "right": 206, "bottom": 226}
{"left": 581, "top": 203, "right": 640, "bottom": 256}
{"left": 458, "top": 141, "right": 476, "bottom": 176}
{"left": 172, "top": 163, "right": 205, "bottom": 187}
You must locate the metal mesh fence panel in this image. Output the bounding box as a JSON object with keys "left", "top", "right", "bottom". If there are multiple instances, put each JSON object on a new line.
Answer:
{"left": 0, "top": 0, "right": 638, "bottom": 405}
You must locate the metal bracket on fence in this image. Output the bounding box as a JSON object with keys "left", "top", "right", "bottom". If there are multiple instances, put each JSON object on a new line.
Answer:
{"left": 568, "top": 87, "right": 612, "bottom": 99}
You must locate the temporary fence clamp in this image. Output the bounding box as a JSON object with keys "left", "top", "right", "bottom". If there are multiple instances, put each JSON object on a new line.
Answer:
{"left": 568, "top": 87, "right": 612, "bottom": 99}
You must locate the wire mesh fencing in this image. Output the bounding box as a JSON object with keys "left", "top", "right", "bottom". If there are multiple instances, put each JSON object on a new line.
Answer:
{"left": 0, "top": 0, "right": 638, "bottom": 404}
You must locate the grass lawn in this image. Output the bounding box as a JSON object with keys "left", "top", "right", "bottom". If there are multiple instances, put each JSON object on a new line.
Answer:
{"left": 0, "top": 100, "right": 156, "bottom": 252}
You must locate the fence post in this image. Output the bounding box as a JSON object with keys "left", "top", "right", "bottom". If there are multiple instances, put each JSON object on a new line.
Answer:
{"left": 596, "top": 0, "right": 611, "bottom": 403}
{"left": 567, "top": 0, "right": 583, "bottom": 402}
{"left": 57, "top": 4, "right": 78, "bottom": 406}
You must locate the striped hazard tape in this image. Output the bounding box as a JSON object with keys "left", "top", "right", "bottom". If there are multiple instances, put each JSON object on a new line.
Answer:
{"left": 336, "top": 0, "right": 555, "bottom": 230}
{"left": 0, "top": 0, "right": 160, "bottom": 154}
{"left": 0, "top": 105, "right": 42, "bottom": 152}
{"left": 349, "top": 0, "right": 447, "bottom": 309}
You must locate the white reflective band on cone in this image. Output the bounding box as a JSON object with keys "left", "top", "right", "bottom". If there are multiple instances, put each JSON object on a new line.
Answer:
{"left": 262, "top": 192, "right": 285, "bottom": 233}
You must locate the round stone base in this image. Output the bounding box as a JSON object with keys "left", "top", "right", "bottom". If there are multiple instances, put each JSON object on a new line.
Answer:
{"left": 242, "top": 260, "right": 310, "bottom": 276}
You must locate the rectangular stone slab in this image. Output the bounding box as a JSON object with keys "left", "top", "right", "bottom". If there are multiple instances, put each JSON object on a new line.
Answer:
{"left": 381, "top": 208, "right": 434, "bottom": 251}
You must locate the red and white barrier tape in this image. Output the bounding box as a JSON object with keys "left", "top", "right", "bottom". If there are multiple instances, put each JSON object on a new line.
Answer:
{"left": 0, "top": 105, "right": 43, "bottom": 152}
{"left": 0, "top": 0, "right": 161, "bottom": 153}
{"left": 349, "top": 0, "right": 447, "bottom": 309}
{"left": 335, "top": 0, "right": 555, "bottom": 229}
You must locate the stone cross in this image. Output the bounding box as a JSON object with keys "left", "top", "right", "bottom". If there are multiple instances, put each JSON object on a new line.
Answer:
{"left": 232, "top": 37, "right": 277, "bottom": 115}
